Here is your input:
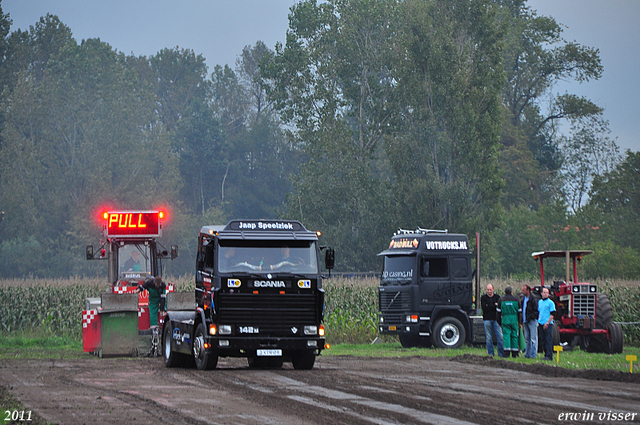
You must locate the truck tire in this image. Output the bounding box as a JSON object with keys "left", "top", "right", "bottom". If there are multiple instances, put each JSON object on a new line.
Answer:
{"left": 193, "top": 323, "right": 218, "bottom": 370}
{"left": 291, "top": 350, "right": 316, "bottom": 370}
{"left": 163, "top": 324, "right": 182, "bottom": 368}
{"left": 431, "top": 317, "right": 466, "bottom": 349}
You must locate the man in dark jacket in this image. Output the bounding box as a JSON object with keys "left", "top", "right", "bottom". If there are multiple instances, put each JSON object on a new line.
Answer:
{"left": 497, "top": 286, "right": 521, "bottom": 358}
{"left": 481, "top": 284, "right": 504, "bottom": 357}
{"left": 520, "top": 285, "right": 539, "bottom": 358}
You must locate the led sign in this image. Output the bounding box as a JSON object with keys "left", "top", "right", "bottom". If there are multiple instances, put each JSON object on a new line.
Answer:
{"left": 103, "top": 211, "right": 161, "bottom": 237}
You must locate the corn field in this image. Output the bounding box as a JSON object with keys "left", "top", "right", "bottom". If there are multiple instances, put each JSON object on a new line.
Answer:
{"left": 1, "top": 277, "right": 638, "bottom": 345}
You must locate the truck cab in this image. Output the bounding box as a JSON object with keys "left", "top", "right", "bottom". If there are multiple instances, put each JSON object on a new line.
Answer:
{"left": 378, "top": 229, "right": 482, "bottom": 349}
{"left": 163, "top": 219, "right": 333, "bottom": 370}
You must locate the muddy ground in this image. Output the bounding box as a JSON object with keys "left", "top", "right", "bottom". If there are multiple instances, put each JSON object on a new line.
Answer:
{"left": 1, "top": 354, "right": 639, "bottom": 425}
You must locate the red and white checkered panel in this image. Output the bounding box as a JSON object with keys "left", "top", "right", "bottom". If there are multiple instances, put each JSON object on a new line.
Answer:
{"left": 82, "top": 309, "right": 101, "bottom": 352}
{"left": 82, "top": 309, "right": 98, "bottom": 328}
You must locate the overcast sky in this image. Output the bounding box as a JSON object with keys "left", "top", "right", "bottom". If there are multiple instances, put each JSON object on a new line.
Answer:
{"left": 3, "top": 0, "right": 639, "bottom": 153}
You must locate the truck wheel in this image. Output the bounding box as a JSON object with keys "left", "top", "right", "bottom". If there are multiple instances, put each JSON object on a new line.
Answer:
{"left": 399, "top": 334, "right": 432, "bottom": 348}
{"left": 431, "top": 317, "right": 466, "bottom": 349}
{"left": 193, "top": 323, "right": 218, "bottom": 370}
{"left": 291, "top": 350, "right": 316, "bottom": 370}
{"left": 607, "top": 322, "right": 624, "bottom": 354}
{"left": 163, "top": 324, "right": 182, "bottom": 368}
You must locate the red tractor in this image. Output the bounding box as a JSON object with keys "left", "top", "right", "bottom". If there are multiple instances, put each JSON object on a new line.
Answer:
{"left": 532, "top": 250, "right": 623, "bottom": 354}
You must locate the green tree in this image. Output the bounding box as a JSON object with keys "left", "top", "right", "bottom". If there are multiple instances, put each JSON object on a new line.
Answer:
{"left": 498, "top": 0, "right": 604, "bottom": 208}
{"left": 0, "top": 32, "right": 179, "bottom": 276}
{"left": 559, "top": 115, "right": 621, "bottom": 214}
{"left": 387, "top": 0, "right": 506, "bottom": 235}
{"left": 263, "top": 0, "right": 397, "bottom": 270}
{"left": 588, "top": 151, "right": 640, "bottom": 252}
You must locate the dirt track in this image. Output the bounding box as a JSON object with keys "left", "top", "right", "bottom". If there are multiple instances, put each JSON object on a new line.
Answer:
{"left": 1, "top": 354, "right": 639, "bottom": 425}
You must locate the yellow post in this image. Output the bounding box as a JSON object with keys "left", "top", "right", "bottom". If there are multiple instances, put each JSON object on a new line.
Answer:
{"left": 626, "top": 355, "right": 637, "bottom": 373}
{"left": 554, "top": 345, "right": 563, "bottom": 363}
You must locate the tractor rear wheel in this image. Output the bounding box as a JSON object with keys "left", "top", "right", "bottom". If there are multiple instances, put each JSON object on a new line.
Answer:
{"left": 581, "top": 293, "right": 618, "bottom": 353}
{"left": 607, "top": 322, "right": 624, "bottom": 354}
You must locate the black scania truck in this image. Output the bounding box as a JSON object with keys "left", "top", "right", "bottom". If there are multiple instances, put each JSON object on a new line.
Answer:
{"left": 378, "top": 228, "right": 484, "bottom": 349}
{"left": 162, "top": 220, "right": 333, "bottom": 370}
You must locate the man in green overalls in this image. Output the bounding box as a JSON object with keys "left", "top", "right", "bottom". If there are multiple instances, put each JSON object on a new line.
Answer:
{"left": 497, "top": 286, "right": 521, "bottom": 358}
{"left": 136, "top": 276, "right": 166, "bottom": 328}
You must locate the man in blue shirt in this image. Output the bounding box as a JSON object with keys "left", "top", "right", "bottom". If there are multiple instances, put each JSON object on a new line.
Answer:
{"left": 538, "top": 287, "right": 556, "bottom": 360}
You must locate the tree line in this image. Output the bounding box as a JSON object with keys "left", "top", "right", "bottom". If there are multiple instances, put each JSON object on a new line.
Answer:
{"left": 0, "top": 0, "right": 638, "bottom": 280}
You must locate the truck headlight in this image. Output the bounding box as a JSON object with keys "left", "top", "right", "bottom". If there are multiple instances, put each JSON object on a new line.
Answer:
{"left": 304, "top": 325, "right": 318, "bottom": 335}
{"left": 219, "top": 325, "right": 232, "bottom": 335}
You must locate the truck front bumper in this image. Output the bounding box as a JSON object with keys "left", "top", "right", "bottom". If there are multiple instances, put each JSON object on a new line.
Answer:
{"left": 206, "top": 336, "right": 325, "bottom": 356}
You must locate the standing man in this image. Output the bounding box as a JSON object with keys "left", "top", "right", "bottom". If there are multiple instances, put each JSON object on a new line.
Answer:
{"left": 521, "top": 285, "right": 539, "bottom": 359}
{"left": 481, "top": 284, "right": 504, "bottom": 357}
{"left": 538, "top": 287, "right": 556, "bottom": 360}
{"left": 136, "top": 276, "right": 166, "bottom": 328}
{"left": 497, "top": 286, "right": 521, "bottom": 358}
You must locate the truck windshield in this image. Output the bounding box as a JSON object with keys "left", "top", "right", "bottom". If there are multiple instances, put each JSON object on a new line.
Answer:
{"left": 218, "top": 240, "right": 319, "bottom": 274}
{"left": 382, "top": 255, "right": 416, "bottom": 281}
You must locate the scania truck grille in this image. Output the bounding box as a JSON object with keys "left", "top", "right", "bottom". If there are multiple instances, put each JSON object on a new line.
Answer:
{"left": 219, "top": 293, "right": 317, "bottom": 333}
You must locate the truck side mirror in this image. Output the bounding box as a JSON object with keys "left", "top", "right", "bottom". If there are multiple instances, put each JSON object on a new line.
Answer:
{"left": 325, "top": 247, "right": 335, "bottom": 270}
{"left": 86, "top": 245, "right": 94, "bottom": 260}
{"left": 171, "top": 245, "right": 178, "bottom": 259}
